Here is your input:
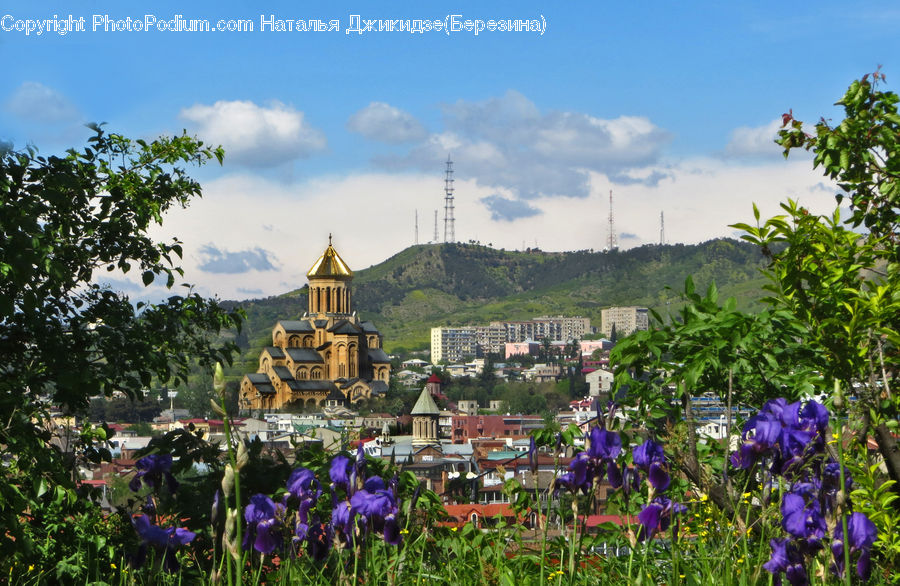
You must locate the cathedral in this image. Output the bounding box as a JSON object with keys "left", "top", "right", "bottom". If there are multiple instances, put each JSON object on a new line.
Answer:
{"left": 239, "top": 238, "right": 391, "bottom": 413}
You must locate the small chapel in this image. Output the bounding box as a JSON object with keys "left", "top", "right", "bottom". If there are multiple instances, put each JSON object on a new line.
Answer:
{"left": 239, "top": 237, "right": 391, "bottom": 413}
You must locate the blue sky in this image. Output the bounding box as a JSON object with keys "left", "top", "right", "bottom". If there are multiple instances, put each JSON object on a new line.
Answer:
{"left": 2, "top": 1, "right": 898, "bottom": 300}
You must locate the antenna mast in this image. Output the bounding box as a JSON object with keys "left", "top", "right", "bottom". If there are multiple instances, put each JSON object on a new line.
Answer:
{"left": 659, "top": 211, "right": 665, "bottom": 245}
{"left": 443, "top": 155, "right": 455, "bottom": 243}
{"left": 607, "top": 190, "right": 617, "bottom": 251}
{"left": 415, "top": 209, "right": 419, "bottom": 245}
{"left": 433, "top": 210, "right": 439, "bottom": 243}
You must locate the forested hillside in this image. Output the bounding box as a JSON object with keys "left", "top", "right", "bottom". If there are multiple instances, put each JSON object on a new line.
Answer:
{"left": 224, "top": 238, "right": 769, "bottom": 356}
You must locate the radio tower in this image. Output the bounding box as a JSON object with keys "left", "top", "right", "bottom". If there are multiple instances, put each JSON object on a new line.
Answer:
{"left": 659, "top": 211, "right": 665, "bottom": 245}
{"left": 415, "top": 209, "right": 419, "bottom": 245}
{"left": 607, "top": 190, "right": 617, "bottom": 251}
{"left": 443, "top": 155, "right": 455, "bottom": 243}
{"left": 433, "top": 210, "right": 439, "bottom": 243}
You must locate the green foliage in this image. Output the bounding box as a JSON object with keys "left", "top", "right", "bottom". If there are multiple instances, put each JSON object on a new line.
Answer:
{"left": 0, "top": 127, "right": 242, "bottom": 577}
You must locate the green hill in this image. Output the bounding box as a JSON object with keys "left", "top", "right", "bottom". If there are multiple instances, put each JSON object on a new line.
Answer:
{"left": 224, "top": 239, "right": 769, "bottom": 357}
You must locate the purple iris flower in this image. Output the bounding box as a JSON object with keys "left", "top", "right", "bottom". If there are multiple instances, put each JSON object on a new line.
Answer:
{"left": 636, "top": 496, "right": 686, "bottom": 541}
{"left": 129, "top": 454, "right": 179, "bottom": 494}
{"left": 554, "top": 452, "right": 592, "bottom": 494}
{"left": 363, "top": 476, "right": 386, "bottom": 492}
{"left": 244, "top": 493, "right": 284, "bottom": 554}
{"left": 332, "top": 499, "right": 352, "bottom": 537}
{"left": 731, "top": 399, "right": 829, "bottom": 477}
{"left": 587, "top": 427, "right": 621, "bottom": 461}
{"left": 731, "top": 414, "right": 783, "bottom": 469}
{"left": 287, "top": 467, "right": 321, "bottom": 503}
{"left": 130, "top": 514, "right": 196, "bottom": 572}
{"left": 585, "top": 427, "right": 623, "bottom": 487}
{"left": 350, "top": 485, "right": 402, "bottom": 545}
{"left": 633, "top": 440, "right": 669, "bottom": 491}
{"left": 554, "top": 470, "right": 581, "bottom": 494}
{"left": 831, "top": 512, "right": 877, "bottom": 580}
{"left": 763, "top": 538, "right": 809, "bottom": 586}
{"left": 330, "top": 455, "right": 351, "bottom": 492}
{"left": 632, "top": 439, "right": 664, "bottom": 469}
{"left": 780, "top": 492, "right": 826, "bottom": 553}
{"left": 285, "top": 466, "right": 321, "bottom": 526}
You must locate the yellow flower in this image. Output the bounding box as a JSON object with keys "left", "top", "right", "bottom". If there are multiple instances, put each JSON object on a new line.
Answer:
{"left": 28, "top": 565, "right": 34, "bottom": 572}
{"left": 400, "top": 529, "right": 409, "bottom": 535}
{"left": 110, "top": 563, "right": 117, "bottom": 570}
{"left": 451, "top": 526, "right": 458, "bottom": 532}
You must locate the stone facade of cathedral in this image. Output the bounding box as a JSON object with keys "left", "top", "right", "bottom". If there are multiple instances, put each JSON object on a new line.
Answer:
{"left": 239, "top": 239, "right": 391, "bottom": 413}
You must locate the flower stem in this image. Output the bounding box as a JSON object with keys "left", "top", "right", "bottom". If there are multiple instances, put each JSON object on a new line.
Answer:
{"left": 834, "top": 380, "right": 851, "bottom": 586}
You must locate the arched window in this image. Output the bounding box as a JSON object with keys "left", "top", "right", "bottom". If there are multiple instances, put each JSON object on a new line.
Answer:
{"left": 349, "top": 345, "right": 357, "bottom": 377}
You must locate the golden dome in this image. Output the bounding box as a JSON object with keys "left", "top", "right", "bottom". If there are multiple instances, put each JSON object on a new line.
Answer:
{"left": 307, "top": 236, "right": 353, "bottom": 278}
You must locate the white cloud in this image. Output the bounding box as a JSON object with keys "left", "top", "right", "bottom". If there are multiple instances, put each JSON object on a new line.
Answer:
{"left": 197, "top": 245, "right": 278, "bottom": 274}
{"left": 179, "top": 100, "right": 326, "bottom": 167}
{"left": 374, "top": 90, "right": 671, "bottom": 219}
{"left": 5, "top": 82, "right": 80, "bottom": 124}
{"left": 139, "top": 154, "right": 839, "bottom": 301}
{"left": 346, "top": 102, "right": 427, "bottom": 143}
{"left": 724, "top": 119, "right": 784, "bottom": 158}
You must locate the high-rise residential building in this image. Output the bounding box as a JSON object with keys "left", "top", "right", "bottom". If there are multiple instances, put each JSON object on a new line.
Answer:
{"left": 473, "top": 324, "right": 507, "bottom": 354}
{"left": 432, "top": 316, "right": 592, "bottom": 364}
{"left": 533, "top": 315, "right": 591, "bottom": 341}
{"left": 601, "top": 306, "right": 649, "bottom": 337}
{"left": 431, "top": 326, "right": 479, "bottom": 363}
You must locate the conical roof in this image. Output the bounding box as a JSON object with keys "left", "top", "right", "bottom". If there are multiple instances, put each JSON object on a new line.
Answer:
{"left": 410, "top": 386, "right": 440, "bottom": 415}
{"left": 307, "top": 236, "right": 353, "bottom": 278}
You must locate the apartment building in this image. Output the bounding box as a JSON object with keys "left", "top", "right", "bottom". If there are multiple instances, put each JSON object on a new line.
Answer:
{"left": 431, "top": 326, "right": 479, "bottom": 363}
{"left": 600, "top": 306, "right": 649, "bottom": 337}
{"left": 433, "top": 315, "right": 593, "bottom": 364}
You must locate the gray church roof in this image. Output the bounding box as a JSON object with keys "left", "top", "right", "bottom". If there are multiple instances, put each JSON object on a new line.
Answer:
{"left": 278, "top": 320, "right": 314, "bottom": 332}
{"left": 271, "top": 366, "right": 295, "bottom": 381}
{"left": 247, "top": 373, "right": 271, "bottom": 384}
{"left": 328, "top": 319, "right": 363, "bottom": 335}
{"left": 368, "top": 348, "right": 390, "bottom": 363}
{"left": 287, "top": 380, "right": 335, "bottom": 392}
{"left": 359, "top": 321, "right": 380, "bottom": 333}
{"left": 284, "top": 348, "right": 324, "bottom": 363}
{"left": 262, "top": 346, "right": 286, "bottom": 359}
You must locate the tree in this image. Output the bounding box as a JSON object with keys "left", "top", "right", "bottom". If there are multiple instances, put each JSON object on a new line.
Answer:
{"left": 0, "top": 127, "right": 242, "bottom": 565}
